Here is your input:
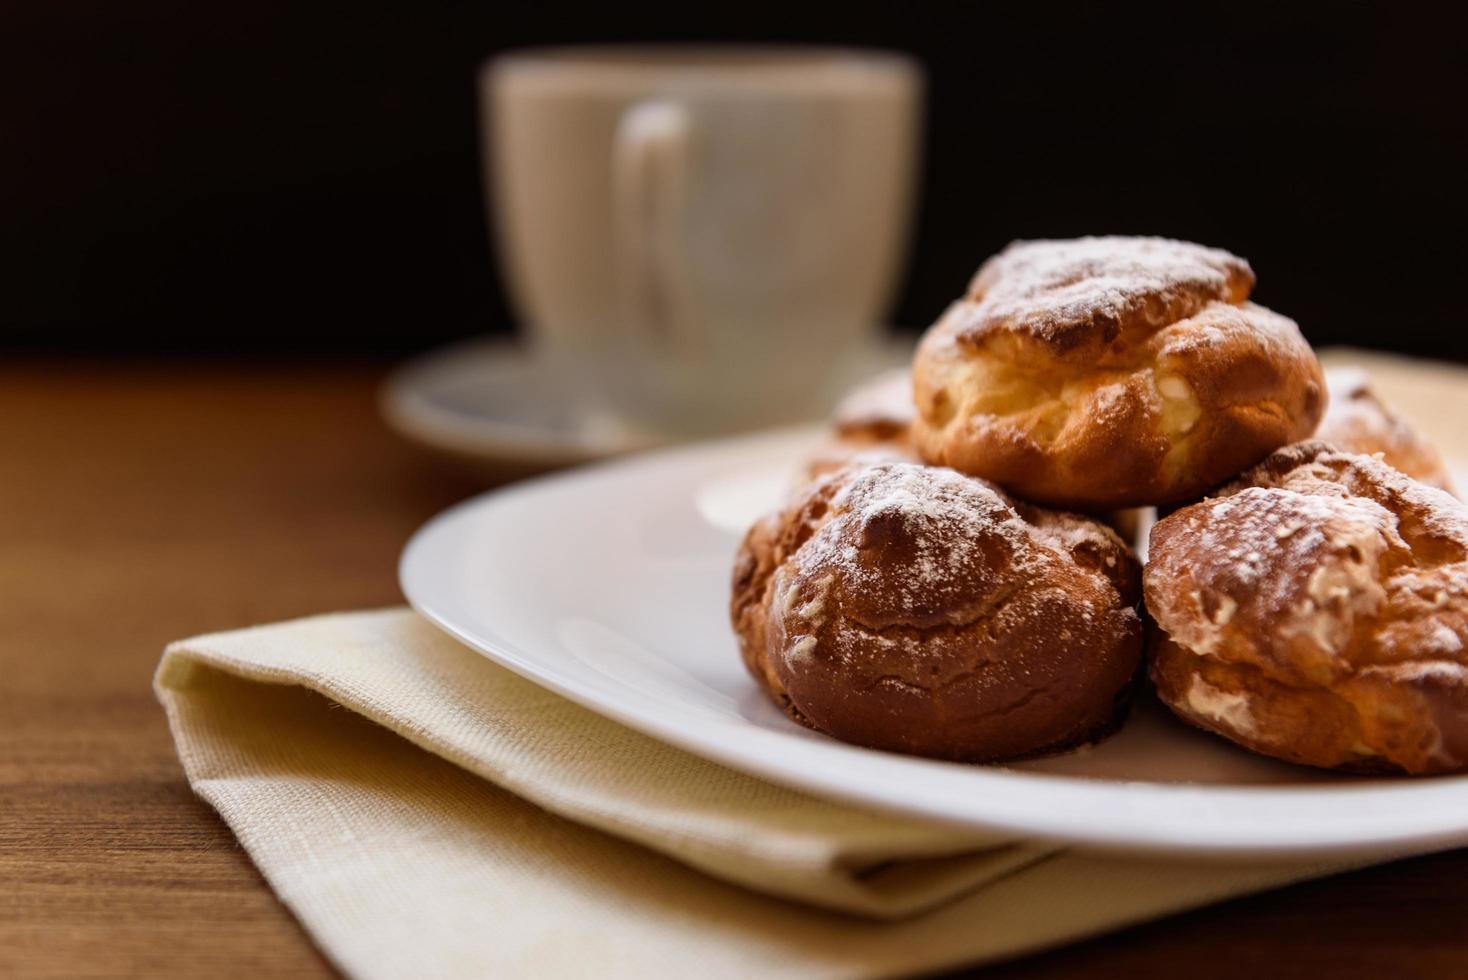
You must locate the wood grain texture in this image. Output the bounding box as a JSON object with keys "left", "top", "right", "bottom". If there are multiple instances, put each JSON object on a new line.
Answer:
{"left": 2, "top": 361, "right": 1465, "bottom": 979}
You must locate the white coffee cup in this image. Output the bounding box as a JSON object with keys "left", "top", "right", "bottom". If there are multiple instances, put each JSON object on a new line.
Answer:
{"left": 480, "top": 46, "right": 923, "bottom": 434}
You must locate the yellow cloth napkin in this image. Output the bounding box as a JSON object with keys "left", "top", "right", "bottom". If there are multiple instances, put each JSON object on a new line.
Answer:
{"left": 155, "top": 608, "right": 1394, "bottom": 979}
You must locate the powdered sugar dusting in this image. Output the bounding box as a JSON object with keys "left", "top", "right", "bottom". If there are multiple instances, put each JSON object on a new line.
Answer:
{"left": 1150, "top": 444, "right": 1468, "bottom": 679}
{"left": 1157, "top": 300, "right": 1306, "bottom": 364}
{"left": 800, "top": 463, "right": 1029, "bottom": 614}
{"left": 963, "top": 236, "right": 1252, "bottom": 346}
{"left": 1315, "top": 367, "right": 1456, "bottom": 492}
{"left": 1156, "top": 486, "right": 1400, "bottom": 662}
{"left": 1027, "top": 513, "right": 1125, "bottom": 568}
{"left": 777, "top": 462, "right": 1138, "bottom": 644}
{"left": 1146, "top": 442, "right": 1468, "bottom": 773}
{"left": 742, "top": 460, "right": 1144, "bottom": 759}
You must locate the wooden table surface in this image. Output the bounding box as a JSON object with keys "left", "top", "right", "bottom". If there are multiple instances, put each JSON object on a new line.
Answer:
{"left": 4, "top": 360, "right": 1466, "bottom": 979}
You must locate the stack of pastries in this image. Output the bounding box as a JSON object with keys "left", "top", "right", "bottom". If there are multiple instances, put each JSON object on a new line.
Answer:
{"left": 731, "top": 236, "right": 1467, "bottom": 775}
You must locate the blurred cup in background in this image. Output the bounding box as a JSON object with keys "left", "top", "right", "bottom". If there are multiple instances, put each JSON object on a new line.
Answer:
{"left": 481, "top": 46, "right": 923, "bottom": 437}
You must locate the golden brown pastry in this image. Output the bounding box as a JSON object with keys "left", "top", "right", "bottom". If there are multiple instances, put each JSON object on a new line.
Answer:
{"left": 803, "top": 368, "right": 920, "bottom": 481}
{"left": 1316, "top": 367, "right": 1456, "bottom": 494}
{"left": 1146, "top": 441, "right": 1468, "bottom": 774}
{"left": 832, "top": 367, "right": 915, "bottom": 442}
{"left": 912, "top": 237, "right": 1326, "bottom": 510}
{"left": 731, "top": 461, "right": 1143, "bottom": 762}
{"left": 804, "top": 369, "right": 1148, "bottom": 545}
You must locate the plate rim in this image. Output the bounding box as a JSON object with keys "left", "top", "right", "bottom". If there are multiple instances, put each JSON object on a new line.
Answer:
{"left": 379, "top": 337, "right": 634, "bottom": 465}
{"left": 400, "top": 426, "right": 1468, "bottom": 859}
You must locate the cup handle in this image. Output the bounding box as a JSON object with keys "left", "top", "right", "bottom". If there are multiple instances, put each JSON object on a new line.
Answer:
{"left": 612, "top": 101, "right": 696, "bottom": 352}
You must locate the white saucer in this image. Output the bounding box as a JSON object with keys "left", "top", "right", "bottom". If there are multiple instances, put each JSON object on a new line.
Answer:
{"left": 380, "top": 334, "right": 915, "bottom": 476}
{"left": 400, "top": 354, "right": 1468, "bottom": 857}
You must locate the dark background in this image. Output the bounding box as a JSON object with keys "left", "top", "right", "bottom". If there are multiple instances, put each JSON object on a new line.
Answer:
{"left": 5, "top": 2, "right": 1465, "bottom": 358}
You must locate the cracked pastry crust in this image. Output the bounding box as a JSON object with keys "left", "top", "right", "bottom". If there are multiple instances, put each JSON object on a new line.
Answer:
{"left": 1315, "top": 367, "right": 1456, "bottom": 495}
{"left": 730, "top": 461, "right": 1143, "bottom": 762}
{"left": 1145, "top": 441, "right": 1468, "bottom": 774}
{"left": 912, "top": 237, "right": 1326, "bottom": 510}
{"left": 801, "top": 369, "right": 1147, "bottom": 545}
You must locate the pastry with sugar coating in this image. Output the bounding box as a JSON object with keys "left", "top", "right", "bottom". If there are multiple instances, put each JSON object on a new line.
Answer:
{"left": 831, "top": 367, "right": 915, "bottom": 444}
{"left": 1145, "top": 441, "right": 1468, "bottom": 774}
{"left": 802, "top": 368, "right": 920, "bottom": 482}
{"left": 1316, "top": 367, "right": 1456, "bottom": 494}
{"left": 802, "top": 369, "right": 1148, "bottom": 545}
{"left": 731, "top": 461, "right": 1143, "bottom": 762}
{"left": 912, "top": 236, "right": 1326, "bottom": 509}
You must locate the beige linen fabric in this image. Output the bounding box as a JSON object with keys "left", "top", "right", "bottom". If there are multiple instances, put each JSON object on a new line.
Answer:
{"left": 156, "top": 609, "right": 1384, "bottom": 980}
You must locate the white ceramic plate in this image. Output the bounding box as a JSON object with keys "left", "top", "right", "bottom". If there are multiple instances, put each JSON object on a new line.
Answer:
{"left": 408, "top": 451, "right": 1468, "bottom": 856}
{"left": 401, "top": 353, "right": 1468, "bottom": 858}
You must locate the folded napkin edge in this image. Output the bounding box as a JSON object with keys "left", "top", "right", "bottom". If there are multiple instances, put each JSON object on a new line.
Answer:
{"left": 154, "top": 630, "right": 1042, "bottom": 920}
